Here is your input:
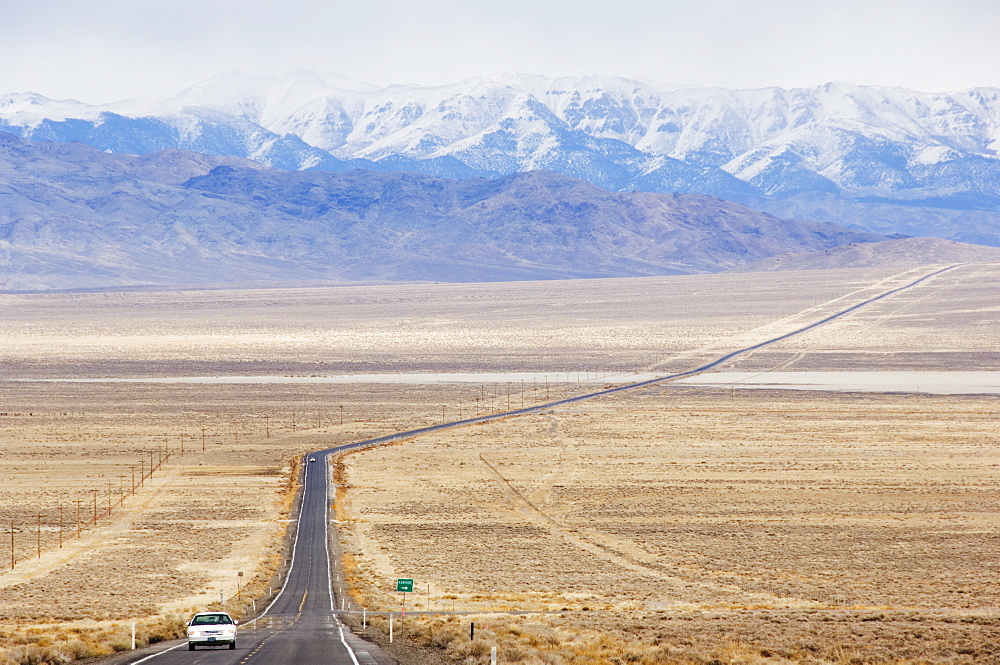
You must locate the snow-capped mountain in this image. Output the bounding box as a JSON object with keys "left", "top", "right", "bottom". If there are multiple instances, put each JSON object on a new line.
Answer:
{"left": 4, "top": 71, "right": 1000, "bottom": 244}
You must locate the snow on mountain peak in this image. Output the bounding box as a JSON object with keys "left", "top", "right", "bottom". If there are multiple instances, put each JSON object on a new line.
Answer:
{"left": 4, "top": 72, "right": 1000, "bottom": 215}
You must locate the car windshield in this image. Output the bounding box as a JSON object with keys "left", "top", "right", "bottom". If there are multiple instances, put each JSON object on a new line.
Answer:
{"left": 191, "top": 614, "right": 232, "bottom": 626}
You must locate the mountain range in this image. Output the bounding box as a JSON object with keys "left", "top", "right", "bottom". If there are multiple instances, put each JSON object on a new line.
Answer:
{"left": 3, "top": 71, "right": 1000, "bottom": 245}
{"left": 0, "top": 131, "right": 885, "bottom": 291}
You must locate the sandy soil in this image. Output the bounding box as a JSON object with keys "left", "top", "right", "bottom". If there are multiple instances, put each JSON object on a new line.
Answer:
{"left": 341, "top": 388, "right": 1000, "bottom": 611}
{"left": 337, "top": 387, "right": 1000, "bottom": 663}
{"left": 733, "top": 263, "right": 1000, "bottom": 372}
{"left": 1, "top": 267, "right": 942, "bottom": 380}
{"left": 0, "top": 263, "right": 997, "bottom": 663}
{"left": 0, "top": 381, "right": 484, "bottom": 623}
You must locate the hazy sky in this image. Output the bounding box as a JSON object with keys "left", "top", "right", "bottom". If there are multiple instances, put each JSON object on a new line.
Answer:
{"left": 4, "top": 0, "right": 998, "bottom": 103}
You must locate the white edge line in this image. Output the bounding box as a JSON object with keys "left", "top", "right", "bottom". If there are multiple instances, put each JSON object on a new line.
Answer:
{"left": 326, "top": 454, "right": 361, "bottom": 665}
{"left": 123, "top": 453, "right": 354, "bottom": 664}
{"left": 120, "top": 461, "right": 311, "bottom": 663}
{"left": 126, "top": 642, "right": 186, "bottom": 664}
{"left": 339, "top": 624, "right": 361, "bottom": 665}
{"left": 257, "top": 456, "right": 308, "bottom": 619}
{"left": 327, "top": 455, "right": 334, "bottom": 615}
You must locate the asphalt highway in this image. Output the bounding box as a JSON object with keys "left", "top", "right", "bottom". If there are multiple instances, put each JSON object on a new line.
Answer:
{"left": 122, "top": 264, "right": 957, "bottom": 665}
{"left": 311, "top": 264, "right": 960, "bottom": 455}
{"left": 124, "top": 456, "right": 379, "bottom": 665}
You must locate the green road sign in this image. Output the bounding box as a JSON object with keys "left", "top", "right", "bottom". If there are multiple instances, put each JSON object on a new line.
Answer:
{"left": 396, "top": 578, "right": 414, "bottom": 592}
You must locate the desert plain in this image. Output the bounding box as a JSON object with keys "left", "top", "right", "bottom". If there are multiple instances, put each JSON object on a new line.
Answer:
{"left": 0, "top": 263, "right": 998, "bottom": 664}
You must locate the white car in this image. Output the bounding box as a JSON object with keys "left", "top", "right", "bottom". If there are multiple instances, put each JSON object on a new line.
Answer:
{"left": 187, "top": 611, "right": 237, "bottom": 650}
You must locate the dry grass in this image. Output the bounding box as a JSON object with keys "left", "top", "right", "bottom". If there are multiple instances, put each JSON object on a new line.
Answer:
{"left": 388, "top": 613, "right": 997, "bottom": 665}
{"left": 0, "top": 614, "right": 189, "bottom": 665}
{"left": 0, "top": 265, "right": 998, "bottom": 664}
{"left": 336, "top": 388, "right": 1000, "bottom": 663}
{"left": 341, "top": 389, "right": 1000, "bottom": 609}
{"left": 0, "top": 381, "right": 480, "bottom": 663}
{"left": 353, "top": 610, "right": 1000, "bottom": 665}
{"left": 8, "top": 268, "right": 981, "bottom": 380}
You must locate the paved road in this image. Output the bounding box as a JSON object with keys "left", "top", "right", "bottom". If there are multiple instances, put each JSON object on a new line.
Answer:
{"left": 316, "top": 264, "right": 961, "bottom": 455}
{"left": 123, "top": 457, "right": 378, "bottom": 665}
{"left": 123, "top": 264, "right": 958, "bottom": 665}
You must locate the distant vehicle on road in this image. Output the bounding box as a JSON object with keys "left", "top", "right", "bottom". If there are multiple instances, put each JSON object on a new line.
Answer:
{"left": 309, "top": 457, "right": 317, "bottom": 462}
{"left": 187, "top": 611, "right": 237, "bottom": 650}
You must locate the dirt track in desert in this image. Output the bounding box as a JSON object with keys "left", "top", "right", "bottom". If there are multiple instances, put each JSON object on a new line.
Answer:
{"left": 1, "top": 263, "right": 998, "bottom": 664}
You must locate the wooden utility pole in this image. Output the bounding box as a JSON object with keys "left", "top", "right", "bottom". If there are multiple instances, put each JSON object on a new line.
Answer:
{"left": 201, "top": 428, "right": 207, "bottom": 451}
{"left": 91, "top": 490, "right": 99, "bottom": 525}
{"left": 75, "top": 498, "right": 82, "bottom": 537}
{"left": 264, "top": 415, "right": 270, "bottom": 438}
